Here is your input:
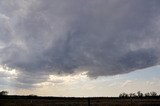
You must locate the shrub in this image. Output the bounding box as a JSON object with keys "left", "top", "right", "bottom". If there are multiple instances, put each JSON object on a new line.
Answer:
{"left": 0, "top": 91, "right": 8, "bottom": 96}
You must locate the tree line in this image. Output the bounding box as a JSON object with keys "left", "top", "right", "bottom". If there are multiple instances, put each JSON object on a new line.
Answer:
{"left": 119, "top": 91, "right": 159, "bottom": 98}
{"left": 0, "top": 90, "right": 159, "bottom": 98}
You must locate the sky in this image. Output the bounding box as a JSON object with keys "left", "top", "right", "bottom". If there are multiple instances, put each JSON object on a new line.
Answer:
{"left": 0, "top": 0, "right": 160, "bottom": 97}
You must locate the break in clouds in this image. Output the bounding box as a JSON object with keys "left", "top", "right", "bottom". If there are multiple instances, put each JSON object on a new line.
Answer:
{"left": 0, "top": 0, "right": 160, "bottom": 85}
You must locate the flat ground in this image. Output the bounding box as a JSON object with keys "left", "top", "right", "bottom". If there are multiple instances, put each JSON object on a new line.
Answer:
{"left": 0, "top": 96, "right": 160, "bottom": 106}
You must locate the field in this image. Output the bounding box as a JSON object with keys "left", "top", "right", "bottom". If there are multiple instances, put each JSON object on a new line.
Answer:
{"left": 0, "top": 96, "right": 160, "bottom": 106}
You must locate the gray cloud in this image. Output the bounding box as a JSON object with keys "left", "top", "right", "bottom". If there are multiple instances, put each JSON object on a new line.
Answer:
{"left": 0, "top": 0, "right": 160, "bottom": 85}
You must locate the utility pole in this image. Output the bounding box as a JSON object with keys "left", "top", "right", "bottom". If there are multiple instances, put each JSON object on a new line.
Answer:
{"left": 87, "top": 98, "right": 91, "bottom": 106}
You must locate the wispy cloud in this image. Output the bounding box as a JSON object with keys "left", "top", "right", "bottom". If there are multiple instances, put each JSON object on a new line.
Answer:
{"left": 121, "top": 80, "right": 133, "bottom": 88}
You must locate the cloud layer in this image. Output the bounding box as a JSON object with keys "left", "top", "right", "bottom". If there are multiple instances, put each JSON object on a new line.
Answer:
{"left": 0, "top": 0, "right": 160, "bottom": 85}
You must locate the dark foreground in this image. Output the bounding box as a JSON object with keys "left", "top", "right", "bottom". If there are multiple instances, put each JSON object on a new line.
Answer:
{"left": 0, "top": 96, "right": 160, "bottom": 106}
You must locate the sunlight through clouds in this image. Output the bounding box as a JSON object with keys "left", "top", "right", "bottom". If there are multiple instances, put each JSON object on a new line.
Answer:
{"left": 34, "top": 71, "right": 88, "bottom": 87}
{"left": 0, "top": 65, "right": 18, "bottom": 77}
{"left": 49, "top": 72, "right": 88, "bottom": 83}
{"left": 0, "top": 65, "right": 19, "bottom": 92}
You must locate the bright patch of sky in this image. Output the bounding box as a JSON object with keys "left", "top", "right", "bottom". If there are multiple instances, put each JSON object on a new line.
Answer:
{"left": 121, "top": 65, "right": 160, "bottom": 80}
{"left": 1, "top": 66, "right": 159, "bottom": 97}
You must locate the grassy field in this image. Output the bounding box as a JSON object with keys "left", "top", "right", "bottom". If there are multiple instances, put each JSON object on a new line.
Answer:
{"left": 0, "top": 96, "right": 160, "bottom": 106}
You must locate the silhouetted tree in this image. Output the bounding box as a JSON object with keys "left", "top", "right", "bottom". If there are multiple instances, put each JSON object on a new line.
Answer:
{"left": 119, "top": 92, "right": 129, "bottom": 98}
{"left": 129, "top": 93, "right": 136, "bottom": 97}
{"left": 144, "top": 92, "right": 150, "bottom": 97}
{"left": 137, "top": 91, "right": 143, "bottom": 97}
{"left": 150, "top": 92, "right": 157, "bottom": 97}
{"left": 119, "top": 91, "right": 159, "bottom": 98}
{"left": 119, "top": 93, "right": 123, "bottom": 97}
{"left": 0, "top": 91, "right": 8, "bottom": 96}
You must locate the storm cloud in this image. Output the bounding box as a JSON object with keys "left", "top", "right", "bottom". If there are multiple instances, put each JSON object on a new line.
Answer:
{"left": 0, "top": 0, "right": 160, "bottom": 84}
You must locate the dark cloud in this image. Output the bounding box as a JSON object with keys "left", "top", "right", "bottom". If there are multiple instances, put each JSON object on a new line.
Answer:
{"left": 0, "top": 0, "right": 160, "bottom": 85}
{"left": 118, "top": 49, "right": 158, "bottom": 72}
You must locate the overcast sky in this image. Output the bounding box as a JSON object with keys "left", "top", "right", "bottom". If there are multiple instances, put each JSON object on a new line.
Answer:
{"left": 0, "top": 0, "right": 160, "bottom": 96}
